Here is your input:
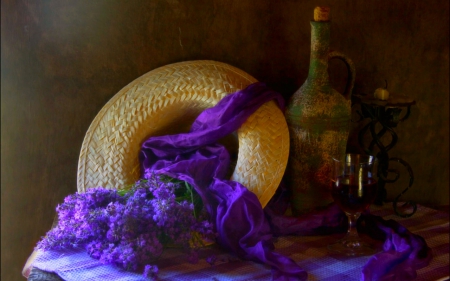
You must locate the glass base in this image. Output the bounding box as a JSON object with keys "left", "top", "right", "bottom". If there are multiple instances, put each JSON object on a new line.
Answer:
{"left": 327, "top": 237, "right": 376, "bottom": 257}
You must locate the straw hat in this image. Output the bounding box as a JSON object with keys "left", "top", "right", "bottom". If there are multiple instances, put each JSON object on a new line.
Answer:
{"left": 77, "top": 60, "right": 289, "bottom": 207}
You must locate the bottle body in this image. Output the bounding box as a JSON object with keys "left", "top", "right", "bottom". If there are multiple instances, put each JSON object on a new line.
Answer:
{"left": 285, "top": 20, "right": 353, "bottom": 215}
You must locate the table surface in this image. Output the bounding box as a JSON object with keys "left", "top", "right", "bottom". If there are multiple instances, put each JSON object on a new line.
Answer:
{"left": 26, "top": 203, "right": 449, "bottom": 281}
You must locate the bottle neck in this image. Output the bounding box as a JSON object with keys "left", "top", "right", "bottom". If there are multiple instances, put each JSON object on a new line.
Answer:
{"left": 307, "top": 21, "right": 331, "bottom": 84}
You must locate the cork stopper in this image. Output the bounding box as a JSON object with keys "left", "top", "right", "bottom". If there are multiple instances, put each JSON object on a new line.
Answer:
{"left": 314, "top": 6, "right": 330, "bottom": 21}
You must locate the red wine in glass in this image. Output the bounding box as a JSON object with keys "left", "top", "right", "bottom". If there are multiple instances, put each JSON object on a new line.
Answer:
{"left": 331, "top": 176, "right": 378, "bottom": 214}
{"left": 328, "top": 154, "right": 378, "bottom": 256}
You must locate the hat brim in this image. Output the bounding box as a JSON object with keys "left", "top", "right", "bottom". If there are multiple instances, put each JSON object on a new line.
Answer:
{"left": 77, "top": 60, "right": 289, "bottom": 208}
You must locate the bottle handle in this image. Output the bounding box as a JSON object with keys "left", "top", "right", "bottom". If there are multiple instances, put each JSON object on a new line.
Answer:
{"left": 328, "top": 51, "right": 356, "bottom": 100}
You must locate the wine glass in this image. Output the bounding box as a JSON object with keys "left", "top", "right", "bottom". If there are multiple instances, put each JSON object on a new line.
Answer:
{"left": 327, "top": 153, "right": 378, "bottom": 256}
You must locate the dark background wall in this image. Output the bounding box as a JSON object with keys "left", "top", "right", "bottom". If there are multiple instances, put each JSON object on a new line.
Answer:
{"left": 2, "top": 0, "right": 448, "bottom": 280}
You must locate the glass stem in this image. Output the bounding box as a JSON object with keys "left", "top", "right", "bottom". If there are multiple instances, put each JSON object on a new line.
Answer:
{"left": 346, "top": 212, "right": 361, "bottom": 241}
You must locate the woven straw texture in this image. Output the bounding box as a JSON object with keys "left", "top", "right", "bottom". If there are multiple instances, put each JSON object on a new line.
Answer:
{"left": 77, "top": 60, "right": 289, "bottom": 207}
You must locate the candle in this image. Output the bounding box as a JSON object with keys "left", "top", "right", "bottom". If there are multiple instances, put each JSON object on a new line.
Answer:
{"left": 374, "top": 80, "right": 390, "bottom": 100}
{"left": 374, "top": 88, "right": 390, "bottom": 100}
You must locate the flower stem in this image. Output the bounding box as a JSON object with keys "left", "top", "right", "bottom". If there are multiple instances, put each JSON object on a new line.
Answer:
{"left": 185, "top": 182, "right": 196, "bottom": 218}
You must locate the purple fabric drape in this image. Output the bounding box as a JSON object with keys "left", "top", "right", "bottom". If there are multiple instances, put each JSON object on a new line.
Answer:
{"left": 139, "top": 82, "right": 431, "bottom": 281}
{"left": 359, "top": 214, "right": 432, "bottom": 281}
{"left": 140, "top": 82, "right": 306, "bottom": 280}
{"left": 265, "top": 185, "right": 433, "bottom": 281}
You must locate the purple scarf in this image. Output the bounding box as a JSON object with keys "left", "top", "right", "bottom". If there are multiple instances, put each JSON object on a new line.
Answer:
{"left": 139, "top": 82, "right": 431, "bottom": 281}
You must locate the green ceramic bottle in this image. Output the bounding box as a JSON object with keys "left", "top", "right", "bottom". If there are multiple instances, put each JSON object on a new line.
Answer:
{"left": 285, "top": 7, "right": 355, "bottom": 215}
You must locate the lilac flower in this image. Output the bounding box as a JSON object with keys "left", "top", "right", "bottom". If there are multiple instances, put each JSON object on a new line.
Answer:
{"left": 206, "top": 255, "right": 217, "bottom": 265}
{"left": 36, "top": 173, "right": 216, "bottom": 279}
{"left": 143, "top": 264, "right": 159, "bottom": 279}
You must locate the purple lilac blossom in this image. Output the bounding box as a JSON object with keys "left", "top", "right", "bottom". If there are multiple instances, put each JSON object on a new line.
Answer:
{"left": 143, "top": 264, "right": 159, "bottom": 279}
{"left": 36, "top": 174, "right": 214, "bottom": 278}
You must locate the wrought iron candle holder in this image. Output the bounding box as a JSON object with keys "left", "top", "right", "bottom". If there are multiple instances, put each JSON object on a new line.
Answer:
{"left": 353, "top": 94, "right": 417, "bottom": 218}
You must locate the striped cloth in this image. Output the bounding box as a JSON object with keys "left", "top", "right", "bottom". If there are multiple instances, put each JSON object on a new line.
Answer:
{"left": 28, "top": 204, "right": 449, "bottom": 281}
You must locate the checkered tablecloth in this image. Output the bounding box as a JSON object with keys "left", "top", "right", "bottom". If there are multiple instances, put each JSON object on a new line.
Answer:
{"left": 26, "top": 204, "right": 449, "bottom": 281}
